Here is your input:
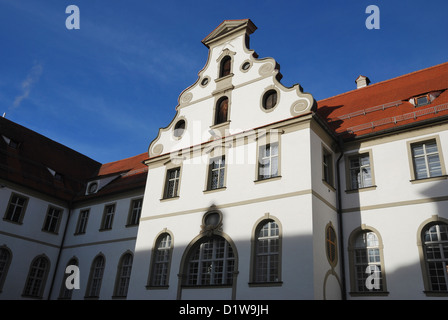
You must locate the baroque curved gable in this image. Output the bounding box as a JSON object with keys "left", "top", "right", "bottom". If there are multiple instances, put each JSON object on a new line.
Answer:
{"left": 148, "top": 19, "right": 315, "bottom": 158}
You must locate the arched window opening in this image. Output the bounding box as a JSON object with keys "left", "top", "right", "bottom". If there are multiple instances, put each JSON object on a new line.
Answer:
{"left": 219, "top": 56, "right": 231, "bottom": 78}
{"left": 422, "top": 223, "right": 448, "bottom": 292}
{"left": 353, "top": 231, "right": 383, "bottom": 292}
{"left": 215, "top": 97, "right": 229, "bottom": 125}
{"left": 185, "top": 236, "right": 235, "bottom": 286}
{"left": 23, "top": 256, "right": 50, "bottom": 298}
{"left": 86, "top": 255, "right": 105, "bottom": 298}
{"left": 254, "top": 220, "right": 280, "bottom": 283}
{"left": 150, "top": 233, "right": 173, "bottom": 287}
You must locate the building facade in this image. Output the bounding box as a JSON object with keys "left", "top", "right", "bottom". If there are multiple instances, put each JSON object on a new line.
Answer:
{"left": 0, "top": 19, "right": 447, "bottom": 300}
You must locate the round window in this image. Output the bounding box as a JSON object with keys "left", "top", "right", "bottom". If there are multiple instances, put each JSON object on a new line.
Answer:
{"left": 88, "top": 182, "right": 98, "bottom": 194}
{"left": 173, "top": 120, "right": 186, "bottom": 137}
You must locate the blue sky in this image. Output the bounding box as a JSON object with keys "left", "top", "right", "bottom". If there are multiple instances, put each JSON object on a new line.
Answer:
{"left": 1, "top": 0, "right": 447, "bottom": 164}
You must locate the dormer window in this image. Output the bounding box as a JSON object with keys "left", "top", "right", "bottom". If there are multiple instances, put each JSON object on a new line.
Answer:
{"left": 219, "top": 56, "right": 231, "bottom": 78}
{"left": 2, "top": 135, "right": 20, "bottom": 149}
{"left": 414, "top": 94, "right": 430, "bottom": 107}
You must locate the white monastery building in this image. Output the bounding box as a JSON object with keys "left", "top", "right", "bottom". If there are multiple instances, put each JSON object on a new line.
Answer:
{"left": 1, "top": 19, "right": 447, "bottom": 300}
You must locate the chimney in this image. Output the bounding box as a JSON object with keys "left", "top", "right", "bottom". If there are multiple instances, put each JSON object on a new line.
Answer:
{"left": 356, "top": 75, "right": 370, "bottom": 89}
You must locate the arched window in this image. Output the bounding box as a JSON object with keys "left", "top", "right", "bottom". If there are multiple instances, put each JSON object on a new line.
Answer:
{"left": 219, "top": 56, "right": 231, "bottom": 78}
{"left": 59, "top": 258, "right": 78, "bottom": 299}
{"left": 86, "top": 255, "right": 105, "bottom": 298}
{"left": 253, "top": 219, "right": 281, "bottom": 283}
{"left": 215, "top": 97, "right": 229, "bottom": 125}
{"left": 0, "top": 247, "right": 12, "bottom": 292}
{"left": 149, "top": 233, "right": 173, "bottom": 287}
{"left": 185, "top": 236, "right": 235, "bottom": 286}
{"left": 349, "top": 229, "right": 386, "bottom": 293}
{"left": 422, "top": 222, "right": 448, "bottom": 292}
{"left": 114, "top": 252, "right": 133, "bottom": 297}
{"left": 23, "top": 255, "right": 50, "bottom": 298}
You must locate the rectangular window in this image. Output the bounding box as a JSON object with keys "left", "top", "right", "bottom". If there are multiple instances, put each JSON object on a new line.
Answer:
{"left": 4, "top": 193, "right": 28, "bottom": 223}
{"left": 43, "top": 207, "right": 62, "bottom": 233}
{"left": 322, "top": 148, "right": 334, "bottom": 186}
{"left": 164, "top": 168, "right": 180, "bottom": 199}
{"left": 258, "top": 143, "right": 279, "bottom": 180}
{"left": 208, "top": 156, "right": 225, "bottom": 190}
{"left": 411, "top": 139, "right": 442, "bottom": 180}
{"left": 348, "top": 153, "right": 372, "bottom": 189}
{"left": 127, "top": 198, "right": 143, "bottom": 226}
{"left": 101, "top": 204, "right": 115, "bottom": 230}
{"left": 75, "top": 209, "right": 90, "bottom": 234}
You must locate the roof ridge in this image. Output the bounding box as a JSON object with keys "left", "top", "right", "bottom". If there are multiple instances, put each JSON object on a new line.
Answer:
{"left": 318, "top": 61, "right": 448, "bottom": 103}
{"left": 101, "top": 152, "right": 147, "bottom": 166}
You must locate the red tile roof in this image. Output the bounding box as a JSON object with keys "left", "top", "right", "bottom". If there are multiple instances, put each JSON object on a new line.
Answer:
{"left": 0, "top": 117, "right": 148, "bottom": 203}
{"left": 317, "top": 62, "right": 448, "bottom": 139}
{"left": 0, "top": 117, "right": 101, "bottom": 202}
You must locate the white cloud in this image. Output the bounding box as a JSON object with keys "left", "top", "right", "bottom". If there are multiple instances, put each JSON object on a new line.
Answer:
{"left": 11, "top": 62, "right": 43, "bottom": 110}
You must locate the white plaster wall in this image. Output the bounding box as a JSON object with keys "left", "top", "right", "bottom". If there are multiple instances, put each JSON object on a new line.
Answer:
{"left": 0, "top": 186, "right": 68, "bottom": 299}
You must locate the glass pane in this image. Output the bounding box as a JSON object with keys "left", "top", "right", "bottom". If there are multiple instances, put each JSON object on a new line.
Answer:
{"left": 413, "top": 144, "right": 424, "bottom": 156}
{"left": 414, "top": 157, "right": 428, "bottom": 179}
{"left": 425, "top": 141, "right": 438, "bottom": 154}
{"left": 428, "top": 154, "right": 442, "bottom": 177}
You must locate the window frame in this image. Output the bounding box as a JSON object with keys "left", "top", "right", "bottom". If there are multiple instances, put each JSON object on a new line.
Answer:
{"left": 127, "top": 198, "right": 143, "bottom": 227}
{"left": 42, "top": 205, "right": 63, "bottom": 234}
{"left": 147, "top": 231, "right": 173, "bottom": 288}
{"left": 325, "top": 222, "right": 338, "bottom": 267}
{"left": 417, "top": 218, "right": 448, "bottom": 296}
{"left": 344, "top": 150, "right": 376, "bottom": 192}
{"left": 0, "top": 246, "right": 12, "bottom": 293}
{"left": 22, "top": 255, "right": 50, "bottom": 298}
{"left": 162, "top": 167, "right": 181, "bottom": 200}
{"left": 100, "top": 203, "right": 115, "bottom": 231}
{"left": 85, "top": 254, "right": 105, "bottom": 299}
{"left": 3, "top": 193, "right": 28, "bottom": 224}
{"left": 58, "top": 258, "right": 78, "bottom": 300}
{"left": 259, "top": 87, "right": 280, "bottom": 113}
{"left": 256, "top": 142, "right": 280, "bottom": 181}
{"left": 206, "top": 155, "right": 226, "bottom": 191}
{"left": 407, "top": 136, "right": 446, "bottom": 182}
{"left": 214, "top": 96, "right": 229, "bottom": 125}
{"left": 219, "top": 55, "right": 232, "bottom": 78}
{"left": 249, "top": 215, "right": 283, "bottom": 287}
{"left": 75, "top": 209, "right": 90, "bottom": 235}
{"left": 184, "top": 236, "right": 236, "bottom": 287}
{"left": 322, "top": 146, "right": 335, "bottom": 188}
{"left": 348, "top": 226, "right": 388, "bottom": 296}
{"left": 113, "top": 252, "right": 133, "bottom": 298}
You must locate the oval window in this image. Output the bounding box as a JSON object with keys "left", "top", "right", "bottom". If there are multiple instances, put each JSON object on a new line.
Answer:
{"left": 173, "top": 120, "right": 186, "bottom": 137}
{"left": 242, "top": 62, "right": 251, "bottom": 70}
{"left": 263, "top": 90, "right": 278, "bottom": 110}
